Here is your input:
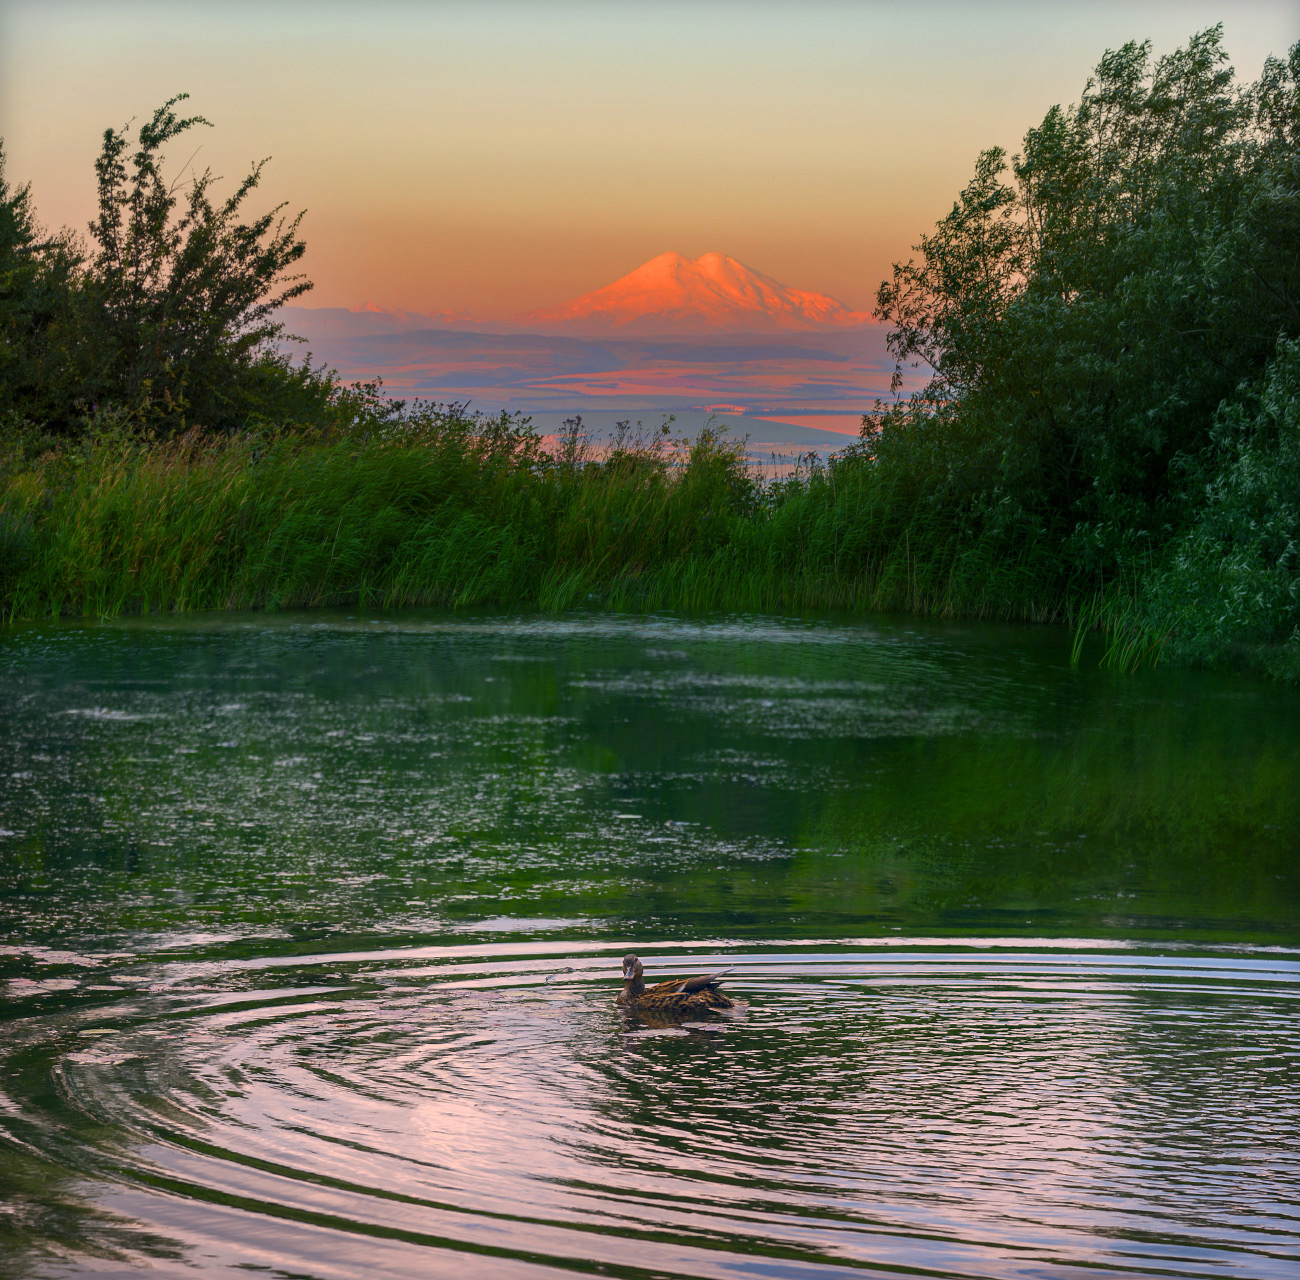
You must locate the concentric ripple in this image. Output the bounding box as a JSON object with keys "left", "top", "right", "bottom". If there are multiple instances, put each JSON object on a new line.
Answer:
{"left": 3, "top": 611, "right": 1300, "bottom": 1277}
{"left": 8, "top": 942, "right": 1297, "bottom": 1279}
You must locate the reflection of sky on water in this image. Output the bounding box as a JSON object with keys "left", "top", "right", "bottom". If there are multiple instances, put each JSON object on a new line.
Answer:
{"left": 36, "top": 947, "right": 1300, "bottom": 1279}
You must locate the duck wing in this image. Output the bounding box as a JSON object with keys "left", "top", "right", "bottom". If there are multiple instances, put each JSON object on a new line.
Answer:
{"left": 681, "top": 961, "right": 733, "bottom": 992}
{"left": 650, "top": 961, "right": 733, "bottom": 992}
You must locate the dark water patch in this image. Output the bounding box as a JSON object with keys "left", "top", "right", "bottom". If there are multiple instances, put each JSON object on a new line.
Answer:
{"left": 2, "top": 612, "right": 1297, "bottom": 949}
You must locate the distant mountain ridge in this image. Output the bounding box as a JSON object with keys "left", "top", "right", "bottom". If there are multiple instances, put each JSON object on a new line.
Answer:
{"left": 509, "top": 251, "right": 871, "bottom": 334}
{"left": 275, "top": 266, "right": 908, "bottom": 452}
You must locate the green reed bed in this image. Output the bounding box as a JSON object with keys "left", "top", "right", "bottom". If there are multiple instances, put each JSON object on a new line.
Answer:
{"left": 0, "top": 409, "right": 1079, "bottom": 629}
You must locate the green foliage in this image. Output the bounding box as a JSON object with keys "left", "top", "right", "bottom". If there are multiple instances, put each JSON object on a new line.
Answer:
{"left": 86, "top": 95, "right": 311, "bottom": 431}
{"left": 872, "top": 28, "right": 1300, "bottom": 673}
{"left": 876, "top": 28, "right": 1300, "bottom": 574}
{"left": 1141, "top": 338, "right": 1300, "bottom": 672}
{"left": 0, "top": 411, "right": 775, "bottom": 621}
{"left": 0, "top": 146, "right": 84, "bottom": 431}
{"left": 3, "top": 37, "right": 1300, "bottom": 683}
{"left": 0, "top": 405, "right": 1079, "bottom": 626}
{"left": 1, "top": 95, "right": 336, "bottom": 438}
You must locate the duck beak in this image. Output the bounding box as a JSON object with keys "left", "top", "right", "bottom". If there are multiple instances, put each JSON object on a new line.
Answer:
{"left": 622, "top": 960, "right": 636, "bottom": 980}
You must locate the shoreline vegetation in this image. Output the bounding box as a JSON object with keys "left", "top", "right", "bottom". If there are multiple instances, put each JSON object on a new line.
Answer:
{"left": 2, "top": 30, "right": 1299, "bottom": 683}
{"left": 0, "top": 411, "right": 1081, "bottom": 620}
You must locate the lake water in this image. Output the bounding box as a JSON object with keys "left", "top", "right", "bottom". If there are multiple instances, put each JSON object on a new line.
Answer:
{"left": 1, "top": 611, "right": 1297, "bottom": 1279}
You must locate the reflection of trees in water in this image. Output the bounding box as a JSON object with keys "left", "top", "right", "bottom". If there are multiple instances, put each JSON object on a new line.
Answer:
{"left": 794, "top": 680, "right": 1300, "bottom": 935}
{"left": 0, "top": 1146, "right": 186, "bottom": 1279}
{"left": 1, "top": 620, "right": 1297, "bottom": 945}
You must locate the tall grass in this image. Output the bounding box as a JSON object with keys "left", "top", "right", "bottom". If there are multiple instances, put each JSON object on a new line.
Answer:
{"left": 0, "top": 407, "right": 1092, "bottom": 627}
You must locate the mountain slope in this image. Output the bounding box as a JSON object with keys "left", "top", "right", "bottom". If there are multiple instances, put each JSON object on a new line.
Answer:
{"left": 509, "top": 251, "right": 871, "bottom": 334}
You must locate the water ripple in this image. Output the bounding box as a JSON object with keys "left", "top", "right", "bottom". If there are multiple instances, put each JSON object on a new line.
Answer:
{"left": 7, "top": 943, "right": 1297, "bottom": 1279}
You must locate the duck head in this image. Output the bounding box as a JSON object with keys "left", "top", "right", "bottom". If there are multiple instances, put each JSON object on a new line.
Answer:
{"left": 622, "top": 954, "right": 644, "bottom": 981}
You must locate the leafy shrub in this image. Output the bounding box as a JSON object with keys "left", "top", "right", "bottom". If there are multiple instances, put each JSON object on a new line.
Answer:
{"left": 1, "top": 95, "right": 347, "bottom": 437}
{"left": 1145, "top": 339, "right": 1300, "bottom": 666}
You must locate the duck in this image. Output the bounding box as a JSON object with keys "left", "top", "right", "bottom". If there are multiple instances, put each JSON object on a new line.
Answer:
{"left": 617, "top": 953, "right": 734, "bottom": 1012}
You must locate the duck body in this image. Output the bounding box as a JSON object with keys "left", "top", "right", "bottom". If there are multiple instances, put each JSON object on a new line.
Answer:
{"left": 616, "top": 953, "right": 734, "bottom": 1013}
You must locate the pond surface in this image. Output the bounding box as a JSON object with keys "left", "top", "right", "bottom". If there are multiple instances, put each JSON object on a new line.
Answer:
{"left": 1, "top": 611, "right": 1297, "bottom": 1279}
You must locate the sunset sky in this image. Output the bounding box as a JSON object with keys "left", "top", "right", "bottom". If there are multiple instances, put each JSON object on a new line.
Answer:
{"left": 2, "top": 1, "right": 1297, "bottom": 318}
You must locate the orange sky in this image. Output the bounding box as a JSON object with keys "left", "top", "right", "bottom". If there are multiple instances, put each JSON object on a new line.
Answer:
{"left": 2, "top": 1, "right": 1297, "bottom": 316}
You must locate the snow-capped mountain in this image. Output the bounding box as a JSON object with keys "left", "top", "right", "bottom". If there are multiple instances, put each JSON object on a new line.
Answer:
{"left": 509, "top": 251, "right": 871, "bottom": 334}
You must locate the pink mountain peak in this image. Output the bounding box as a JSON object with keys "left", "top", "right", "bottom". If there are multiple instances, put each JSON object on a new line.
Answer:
{"left": 510, "top": 252, "right": 871, "bottom": 335}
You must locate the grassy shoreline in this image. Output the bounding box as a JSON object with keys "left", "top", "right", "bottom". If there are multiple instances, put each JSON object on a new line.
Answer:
{"left": 0, "top": 413, "right": 1080, "bottom": 624}
{"left": 5, "top": 35, "right": 1297, "bottom": 684}
{"left": 3, "top": 409, "right": 1295, "bottom": 685}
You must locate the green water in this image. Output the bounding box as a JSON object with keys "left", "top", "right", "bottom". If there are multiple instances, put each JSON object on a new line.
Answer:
{"left": 1, "top": 612, "right": 1298, "bottom": 1278}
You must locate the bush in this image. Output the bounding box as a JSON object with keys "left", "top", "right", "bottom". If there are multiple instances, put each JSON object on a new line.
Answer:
{"left": 0, "top": 149, "right": 84, "bottom": 430}
{"left": 0, "top": 95, "right": 347, "bottom": 438}
{"left": 1144, "top": 339, "right": 1300, "bottom": 668}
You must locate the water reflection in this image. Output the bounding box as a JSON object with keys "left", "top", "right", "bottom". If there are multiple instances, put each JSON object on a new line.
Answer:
{"left": 1, "top": 611, "right": 1297, "bottom": 947}
{"left": 1, "top": 611, "right": 1299, "bottom": 1276}
{"left": 5, "top": 945, "right": 1298, "bottom": 1278}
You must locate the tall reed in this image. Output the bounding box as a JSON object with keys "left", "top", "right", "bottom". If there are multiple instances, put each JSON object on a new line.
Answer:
{"left": 0, "top": 410, "right": 1085, "bottom": 626}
